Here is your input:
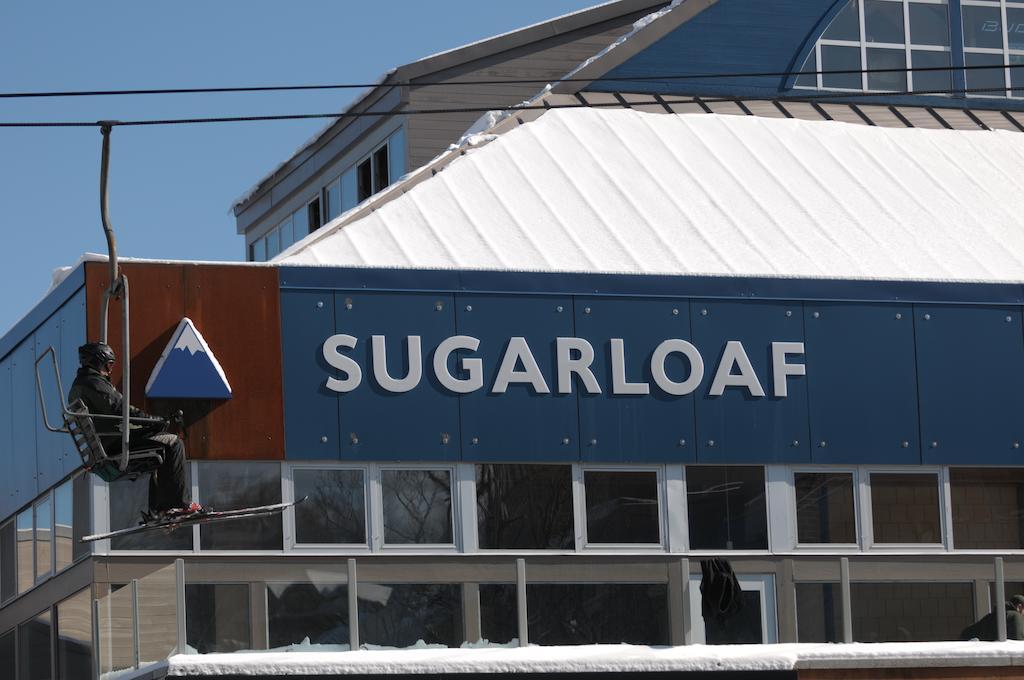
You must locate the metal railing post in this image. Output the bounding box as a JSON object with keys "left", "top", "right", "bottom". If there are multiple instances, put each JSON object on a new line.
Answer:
{"left": 348, "top": 558, "right": 359, "bottom": 651}
{"left": 130, "top": 579, "right": 140, "bottom": 669}
{"left": 840, "top": 557, "right": 852, "bottom": 643}
{"left": 175, "top": 558, "right": 187, "bottom": 654}
{"left": 92, "top": 597, "right": 102, "bottom": 680}
{"left": 996, "top": 556, "right": 1007, "bottom": 642}
{"left": 516, "top": 558, "right": 528, "bottom": 647}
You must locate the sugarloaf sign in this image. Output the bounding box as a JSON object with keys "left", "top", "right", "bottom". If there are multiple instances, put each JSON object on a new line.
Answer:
{"left": 321, "top": 334, "right": 806, "bottom": 398}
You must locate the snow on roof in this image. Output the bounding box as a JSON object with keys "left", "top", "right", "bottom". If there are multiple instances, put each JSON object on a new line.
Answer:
{"left": 137, "top": 640, "right": 1024, "bottom": 677}
{"left": 275, "top": 107, "right": 1024, "bottom": 284}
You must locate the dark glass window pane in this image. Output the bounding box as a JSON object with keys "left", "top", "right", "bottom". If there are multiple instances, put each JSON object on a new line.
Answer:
{"left": 687, "top": 466, "right": 767, "bottom": 550}
{"left": 294, "top": 469, "right": 366, "bottom": 545}
{"left": 865, "top": 0, "right": 905, "bottom": 43}
{"left": 965, "top": 52, "right": 1007, "bottom": 95}
{"left": 821, "top": 45, "right": 863, "bottom": 89}
{"left": 823, "top": 0, "right": 861, "bottom": 41}
{"left": 867, "top": 47, "right": 908, "bottom": 90}
{"left": 951, "top": 468, "right": 1024, "bottom": 549}
{"left": 704, "top": 589, "right": 762, "bottom": 644}
{"left": 0, "top": 631, "right": 13, "bottom": 679}
{"left": 54, "top": 481, "right": 72, "bottom": 572}
{"left": 479, "top": 584, "right": 518, "bottom": 644}
{"left": 1, "top": 522, "right": 14, "bottom": 602}
{"left": 852, "top": 582, "right": 973, "bottom": 641}
{"left": 34, "top": 497, "right": 51, "bottom": 581}
{"left": 476, "top": 464, "right": 573, "bottom": 549}
{"left": 359, "top": 583, "right": 461, "bottom": 648}
{"left": 796, "top": 582, "right": 842, "bottom": 642}
{"left": 373, "top": 145, "right": 390, "bottom": 193}
{"left": 962, "top": 5, "right": 1003, "bottom": 49}
{"left": 17, "top": 509, "right": 33, "bottom": 593}
{"left": 795, "top": 52, "right": 817, "bottom": 88}
{"left": 268, "top": 582, "right": 349, "bottom": 649}
{"left": 912, "top": 50, "right": 953, "bottom": 92}
{"left": 186, "top": 584, "right": 250, "bottom": 653}
{"left": 584, "top": 470, "right": 659, "bottom": 544}
{"left": 1011, "top": 55, "right": 1024, "bottom": 95}
{"left": 199, "top": 462, "right": 282, "bottom": 550}
{"left": 19, "top": 610, "right": 51, "bottom": 680}
{"left": 357, "top": 158, "right": 372, "bottom": 202}
{"left": 382, "top": 469, "right": 452, "bottom": 545}
{"left": 57, "top": 588, "right": 92, "bottom": 679}
{"left": 909, "top": 3, "right": 950, "bottom": 46}
{"left": 1009, "top": 8, "right": 1024, "bottom": 50}
{"left": 110, "top": 472, "right": 192, "bottom": 551}
{"left": 795, "top": 473, "right": 856, "bottom": 544}
{"left": 308, "top": 198, "right": 321, "bottom": 234}
{"left": 870, "top": 473, "right": 941, "bottom": 543}
{"left": 72, "top": 473, "right": 91, "bottom": 563}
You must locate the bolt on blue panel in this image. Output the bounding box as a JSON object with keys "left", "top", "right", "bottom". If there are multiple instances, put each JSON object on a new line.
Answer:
{"left": 59, "top": 289, "right": 87, "bottom": 478}
{"left": 691, "top": 300, "right": 810, "bottom": 464}
{"left": 456, "top": 294, "right": 578, "bottom": 462}
{"left": 334, "top": 291, "right": 460, "bottom": 462}
{"left": 281, "top": 290, "right": 341, "bottom": 460}
{"left": 804, "top": 302, "right": 920, "bottom": 464}
{"left": 33, "top": 314, "right": 64, "bottom": 491}
{"left": 916, "top": 305, "right": 1024, "bottom": 465}
{"left": 10, "top": 340, "right": 38, "bottom": 506}
{"left": 575, "top": 297, "right": 696, "bottom": 463}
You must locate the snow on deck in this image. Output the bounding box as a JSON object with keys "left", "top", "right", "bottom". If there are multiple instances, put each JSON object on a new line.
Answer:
{"left": 136, "top": 641, "right": 1024, "bottom": 677}
{"left": 277, "top": 108, "right": 1024, "bottom": 285}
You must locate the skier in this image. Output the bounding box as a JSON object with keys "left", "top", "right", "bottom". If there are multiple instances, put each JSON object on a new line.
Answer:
{"left": 69, "top": 342, "right": 203, "bottom": 521}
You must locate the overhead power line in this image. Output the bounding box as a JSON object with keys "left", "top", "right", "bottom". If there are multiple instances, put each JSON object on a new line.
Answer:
{"left": 2, "top": 62, "right": 1024, "bottom": 99}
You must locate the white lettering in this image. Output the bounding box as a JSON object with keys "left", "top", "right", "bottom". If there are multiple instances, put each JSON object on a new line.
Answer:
{"left": 322, "top": 334, "right": 362, "bottom": 393}
{"left": 650, "top": 339, "right": 704, "bottom": 396}
{"left": 556, "top": 337, "right": 601, "bottom": 394}
{"left": 492, "top": 337, "right": 550, "bottom": 394}
{"left": 709, "top": 340, "right": 765, "bottom": 397}
{"left": 771, "top": 341, "right": 806, "bottom": 398}
{"left": 371, "top": 335, "right": 422, "bottom": 393}
{"left": 610, "top": 338, "right": 650, "bottom": 395}
{"left": 433, "top": 335, "right": 484, "bottom": 393}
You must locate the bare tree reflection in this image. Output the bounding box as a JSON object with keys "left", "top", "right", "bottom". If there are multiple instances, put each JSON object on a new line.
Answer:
{"left": 295, "top": 470, "right": 365, "bottom": 544}
{"left": 476, "top": 465, "right": 573, "bottom": 549}
{"left": 382, "top": 470, "right": 452, "bottom": 544}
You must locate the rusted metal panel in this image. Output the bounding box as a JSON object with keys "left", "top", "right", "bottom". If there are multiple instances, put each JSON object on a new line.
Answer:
{"left": 84, "top": 262, "right": 283, "bottom": 461}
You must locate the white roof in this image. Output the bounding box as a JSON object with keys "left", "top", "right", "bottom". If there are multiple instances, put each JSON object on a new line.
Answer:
{"left": 277, "top": 107, "right": 1024, "bottom": 284}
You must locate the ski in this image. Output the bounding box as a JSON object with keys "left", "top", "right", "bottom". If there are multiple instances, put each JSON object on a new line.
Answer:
{"left": 81, "top": 497, "right": 307, "bottom": 543}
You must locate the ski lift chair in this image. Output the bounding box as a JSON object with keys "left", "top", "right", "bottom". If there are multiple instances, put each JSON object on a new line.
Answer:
{"left": 36, "top": 347, "right": 165, "bottom": 483}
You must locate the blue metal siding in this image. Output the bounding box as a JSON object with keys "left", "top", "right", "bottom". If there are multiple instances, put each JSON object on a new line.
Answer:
{"left": 575, "top": 297, "right": 696, "bottom": 462}
{"left": 334, "top": 292, "right": 459, "bottom": 462}
{"left": 33, "top": 314, "right": 64, "bottom": 491}
{"left": 0, "top": 360, "right": 13, "bottom": 519}
{"left": 59, "top": 289, "right": 86, "bottom": 477}
{"left": 10, "top": 340, "right": 38, "bottom": 509}
{"left": 691, "top": 300, "right": 810, "bottom": 464}
{"left": 456, "top": 294, "right": 578, "bottom": 462}
{"left": 280, "top": 289, "right": 341, "bottom": 460}
{"left": 804, "top": 302, "right": 920, "bottom": 464}
{"left": 915, "top": 305, "right": 1024, "bottom": 465}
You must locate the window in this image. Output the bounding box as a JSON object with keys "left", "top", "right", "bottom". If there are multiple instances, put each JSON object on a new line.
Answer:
{"left": 186, "top": 583, "right": 250, "bottom": 653}
{"left": 584, "top": 470, "right": 660, "bottom": 545}
{"left": 381, "top": 468, "right": 453, "bottom": 545}
{"left": 476, "top": 464, "right": 573, "bottom": 549}
{"left": 72, "top": 473, "right": 91, "bottom": 563}
{"left": 267, "top": 582, "right": 349, "bottom": 649}
{"left": 357, "top": 156, "right": 373, "bottom": 202}
{"left": 109, "top": 471, "right": 193, "bottom": 551}
{"left": 869, "top": 472, "right": 941, "bottom": 544}
{"left": 293, "top": 468, "right": 366, "bottom": 545}
{"left": 251, "top": 238, "right": 266, "bottom": 263}
{"left": 796, "top": 582, "right": 842, "bottom": 642}
{"left": 851, "top": 581, "right": 973, "bottom": 641}
{"left": 34, "top": 495, "right": 52, "bottom": 582}
{"left": 686, "top": 466, "right": 768, "bottom": 550}
{"left": 794, "top": 472, "right": 857, "bottom": 544}
{"left": 17, "top": 508, "right": 32, "bottom": 594}
{"left": 358, "top": 583, "right": 461, "bottom": 648}
{"left": 950, "top": 467, "right": 1024, "bottom": 549}
{"left": 19, "top": 609, "right": 52, "bottom": 680}
{"left": 0, "top": 521, "right": 14, "bottom": 603}
{"left": 198, "top": 462, "right": 282, "bottom": 550}
{"left": 306, "top": 198, "right": 321, "bottom": 235}
{"left": 57, "top": 588, "right": 92, "bottom": 679}
{"left": 54, "top": 481, "right": 72, "bottom": 572}
{"left": 688, "top": 574, "right": 776, "bottom": 644}
{"left": 356, "top": 141, "right": 390, "bottom": 203}
{"left": 0, "top": 630, "right": 12, "bottom": 678}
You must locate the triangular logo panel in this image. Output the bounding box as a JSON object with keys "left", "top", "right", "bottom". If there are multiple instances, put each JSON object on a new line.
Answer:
{"left": 145, "top": 318, "right": 232, "bottom": 399}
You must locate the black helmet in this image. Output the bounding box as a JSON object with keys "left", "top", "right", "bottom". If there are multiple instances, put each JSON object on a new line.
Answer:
{"left": 78, "top": 342, "right": 116, "bottom": 369}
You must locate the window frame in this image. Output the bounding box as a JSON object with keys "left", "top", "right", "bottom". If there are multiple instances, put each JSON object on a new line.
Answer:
{"left": 683, "top": 464, "right": 771, "bottom": 555}
{"left": 688, "top": 573, "right": 778, "bottom": 644}
{"left": 283, "top": 463, "right": 371, "bottom": 552}
{"left": 788, "top": 466, "right": 862, "bottom": 551}
{"left": 579, "top": 464, "right": 666, "bottom": 551}
{"left": 374, "top": 463, "right": 461, "bottom": 553}
{"left": 862, "top": 465, "right": 949, "bottom": 551}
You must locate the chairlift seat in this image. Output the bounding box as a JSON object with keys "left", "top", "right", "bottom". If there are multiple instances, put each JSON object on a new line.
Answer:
{"left": 65, "top": 399, "right": 164, "bottom": 483}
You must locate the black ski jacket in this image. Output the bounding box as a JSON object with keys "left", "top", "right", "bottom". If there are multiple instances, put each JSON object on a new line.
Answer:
{"left": 68, "top": 367, "right": 155, "bottom": 440}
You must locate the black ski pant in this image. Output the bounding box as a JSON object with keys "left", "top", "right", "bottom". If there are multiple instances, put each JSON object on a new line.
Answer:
{"left": 135, "top": 433, "right": 190, "bottom": 512}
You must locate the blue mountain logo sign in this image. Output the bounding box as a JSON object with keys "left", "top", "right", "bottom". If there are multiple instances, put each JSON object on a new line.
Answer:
{"left": 145, "top": 317, "right": 232, "bottom": 399}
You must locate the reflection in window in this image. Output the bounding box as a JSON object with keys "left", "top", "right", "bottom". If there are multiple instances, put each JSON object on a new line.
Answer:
{"left": 962, "top": 4, "right": 1003, "bottom": 48}
{"left": 687, "top": 466, "right": 767, "bottom": 550}
{"left": 0, "top": 521, "right": 14, "bottom": 602}
{"left": 867, "top": 47, "right": 908, "bottom": 90}
{"left": 268, "top": 582, "right": 349, "bottom": 649}
{"left": 851, "top": 582, "right": 973, "bottom": 641}
{"left": 965, "top": 52, "right": 1007, "bottom": 95}
{"left": 476, "top": 464, "right": 573, "bottom": 549}
{"left": 794, "top": 472, "right": 856, "bottom": 544}
{"left": 0, "top": 631, "right": 12, "bottom": 679}
{"left": 17, "top": 509, "right": 32, "bottom": 594}
{"left": 704, "top": 590, "right": 762, "bottom": 644}
{"left": 199, "top": 462, "right": 282, "bottom": 550}
{"left": 73, "top": 473, "right": 91, "bottom": 563}
{"left": 34, "top": 496, "right": 51, "bottom": 582}
{"left": 110, "top": 473, "right": 192, "bottom": 551}
{"left": 912, "top": 49, "right": 953, "bottom": 91}
{"left": 54, "top": 481, "right": 72, "bottom": 572}
{"left": 584, "top": 470, "right": 660, "bottom": 544}
{"left": 870, "top": 472, "right": 940, "bottom": 543}
{"left": 796, "top": 582, "right": 842, "bottom": 642}
{"left": 19, "top": 610, "right": 51, "bottom": 680}
{"left": 358, "top": 583, "right": 461, "bottom": 647}
{"left": 57, "top": 588, "right": 92, "bottom": 678}
{"left": 526, "top": 584, "right": 668, "bottom": 645}
{"left": 951, "top": 468, "right": 1024, "bottom": 549}
{"left": 382, "top": 469, "right": 452, "bottom": 545}
{"left": 864, "top": 0, "right": 905, "bottom": 43}
{"left": 186, "top": 584, "right": 250, "bottom": 653}
{"left": 294, "top": 469, "right": 366, "bottom": 545}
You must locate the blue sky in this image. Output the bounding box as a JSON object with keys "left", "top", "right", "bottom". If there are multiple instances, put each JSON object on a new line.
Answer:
{"left": 0, "top": 0, "right": 599, "bottom": 335}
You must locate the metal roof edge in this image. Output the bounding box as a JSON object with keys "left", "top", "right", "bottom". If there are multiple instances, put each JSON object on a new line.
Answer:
{"left": 0, "top": 263, "right": 85, "bottom": 362}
